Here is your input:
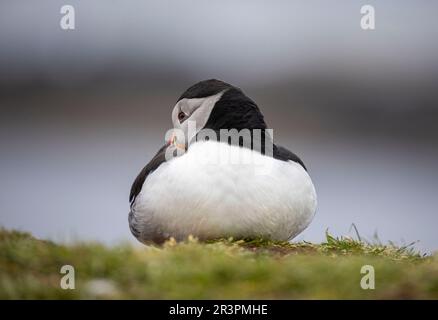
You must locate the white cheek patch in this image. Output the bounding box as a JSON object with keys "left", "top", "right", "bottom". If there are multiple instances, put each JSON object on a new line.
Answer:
{"left": 189, "top": 92, "right": 224, "bottom": 132}
{"left": 171, "top": 91, "right": 226, "bottom": 143}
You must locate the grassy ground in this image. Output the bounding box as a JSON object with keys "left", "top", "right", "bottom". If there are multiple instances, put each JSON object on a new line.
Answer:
{"left": 0, "top": 228, "right": 437, "bottom": 299}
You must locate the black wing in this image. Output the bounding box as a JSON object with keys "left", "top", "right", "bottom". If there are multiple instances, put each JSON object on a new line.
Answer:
{"left": 129, "top": 144, "right": 169, "bottom": 205}
{"left": 273, "top": 144, "right": 307, "bottom": 171}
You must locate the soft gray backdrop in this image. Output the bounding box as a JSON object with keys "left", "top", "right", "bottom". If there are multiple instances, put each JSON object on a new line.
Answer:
{"left": 1, "top": 1, "right": 437, "bottom": 252}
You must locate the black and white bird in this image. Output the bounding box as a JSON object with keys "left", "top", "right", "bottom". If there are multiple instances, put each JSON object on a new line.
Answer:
{"left": 129, "top": 79, "right": 317, "bottom": 244}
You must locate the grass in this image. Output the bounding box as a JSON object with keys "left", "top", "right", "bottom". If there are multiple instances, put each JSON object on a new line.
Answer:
{"left": 0, "top": 228, "right": 437, "bottom": 299}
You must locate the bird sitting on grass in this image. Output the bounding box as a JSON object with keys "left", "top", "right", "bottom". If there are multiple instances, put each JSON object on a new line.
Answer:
{"left": 129, "top": 79, "right": 317, "bottom": 244}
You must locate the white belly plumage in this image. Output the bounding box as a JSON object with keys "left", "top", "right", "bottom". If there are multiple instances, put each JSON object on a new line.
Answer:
{"left": 131, "top": 141, "right": 317, "bottom": 243}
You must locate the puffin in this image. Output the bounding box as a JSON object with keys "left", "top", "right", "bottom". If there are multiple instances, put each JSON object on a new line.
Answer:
{"left": 129, "top": 79, "right": 317, "bottom": 244}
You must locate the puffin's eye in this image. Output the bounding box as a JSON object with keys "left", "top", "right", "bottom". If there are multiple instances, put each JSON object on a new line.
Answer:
{"left": 178, "top": 111, "right": 186, "bottom": 122}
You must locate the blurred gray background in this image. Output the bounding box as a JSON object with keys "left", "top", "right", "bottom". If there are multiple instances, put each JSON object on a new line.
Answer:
{"left": 1, "top": 0, "right": 437, "bottom": 252}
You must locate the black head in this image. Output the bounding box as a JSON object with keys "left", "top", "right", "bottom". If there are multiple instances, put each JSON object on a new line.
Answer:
{"left": 177, "top": 79, "right": 234, "bottom": 101}
{"left": 173, "top": 79, "right": 267, "bottom": 133}
{"left": 171, "top": 79, "right": 306, "bottom": 169}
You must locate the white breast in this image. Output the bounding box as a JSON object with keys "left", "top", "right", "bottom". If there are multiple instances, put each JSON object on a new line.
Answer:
{"left": 132, "top": 141, "right": 317, "bottom": 242}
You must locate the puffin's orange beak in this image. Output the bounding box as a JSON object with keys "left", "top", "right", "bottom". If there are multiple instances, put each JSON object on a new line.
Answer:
{"left": 167, "top": 132, "right": 186, "bottom": 150}
{"left": 167, "top": 132, "right": 176, "bottom": 146}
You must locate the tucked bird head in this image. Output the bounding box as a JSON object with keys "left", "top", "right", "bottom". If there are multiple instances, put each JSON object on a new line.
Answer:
{"left": 171, "top": 79, "right": 267, "bottom": 144}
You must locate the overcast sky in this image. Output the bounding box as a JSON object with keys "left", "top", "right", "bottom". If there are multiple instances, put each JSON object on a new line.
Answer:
{"left": 1, "top": 0, "right": 438, "bottom": 85}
